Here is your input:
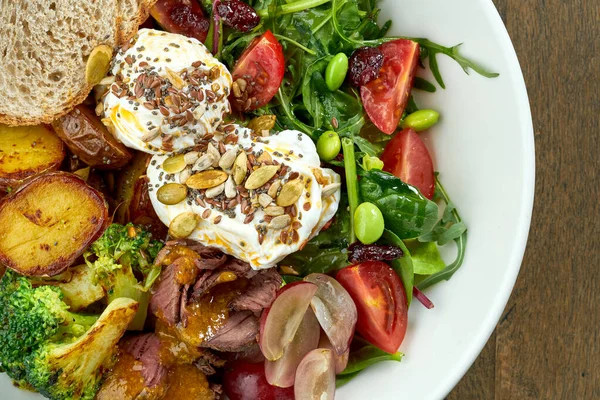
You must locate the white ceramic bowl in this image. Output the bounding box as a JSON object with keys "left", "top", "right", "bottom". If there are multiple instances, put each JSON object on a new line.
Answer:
{"left": 0, "top": 0, "right": 534, "bottom": 399}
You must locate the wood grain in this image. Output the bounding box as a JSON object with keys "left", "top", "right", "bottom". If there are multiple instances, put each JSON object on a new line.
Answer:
{"left": 448, "top": 0, "right": 600, "bottom": 399}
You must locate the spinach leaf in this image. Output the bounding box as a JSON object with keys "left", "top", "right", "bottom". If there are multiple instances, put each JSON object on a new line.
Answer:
{"left": 416, "top": 177, "right": 468, "bottom": 290}
{"left": 359, "top": 170, "right": 438, "bottom": 239}
{"left": 404, "top": 239, "right": 445, "bottom": 276}
{"left": 279, "top": 199, "right": 350, "bottom": 275}
{"left": 382, "top": 230, "right": 414, "bottom": 306}
{"left": 337, "top": 337, "right": 403, "bottom": 386}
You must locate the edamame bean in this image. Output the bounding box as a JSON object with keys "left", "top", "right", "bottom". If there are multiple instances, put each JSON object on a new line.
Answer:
{"left": 325, "top": 53, "right": 349, "bottom": 91}
{"left": 317, "top": 131, "right": 341, "bottom": 161}
{"left": 401, "top": 109, "right": 440, "bottom": 131}
{"left": 354, "top": 202, "right": 384, "bottom": 244}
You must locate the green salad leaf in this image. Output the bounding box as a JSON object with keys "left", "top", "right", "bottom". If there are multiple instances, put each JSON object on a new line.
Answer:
{"left": 359, "top": 170, "right": 438, "bottom": 239}
{"left": 337, "top": 337, "right": 403, "bottom": 387}
{"left": 382, "top": 230, "right": 414, "bottom": 306}
{"left": 404, "top": 239, "right": 446, "bottom": 276}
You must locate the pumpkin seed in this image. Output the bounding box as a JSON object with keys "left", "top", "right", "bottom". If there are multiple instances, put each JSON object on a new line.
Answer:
{"left": 73, "top": 167, "right": 90, "bottom": 181}
{"left": 219, "top": 148, "right": 238, "bottom": 170}
{"left": 276, "top": 179, "right": 304, "bottom": 207}
{"left": 179, "top": 167, "right": 192, "bottom": 184}
{"left": 233, "top": 152, "right": 248, "bottom": 185}
{"left": 165, "top": 67, "right": 185, "bottom": 90}
{"left": 205, "top": 182, "right": 225, "bottom": 198}
{"left": 257, "top": 151, "right": 273, "bottom": 164}
{"left": 86, "top": 45, "right": 113, "bottom": 85}
{"left": 245, "top": 165, "right": 280, "bottom": 190}
{"left": 247, "top": 115, "right": 276, "bottom": 133}
{"left": 264, "top": 206, "right": 284, "bottom": 216}
{"left": 269, "top": 214, "right": 291, "bottom": 230}
{"left": 268, "top": 179, "right": 281, "bottom": 198}
{"left": 186, "top": 170, "right": 229, "bottom": 189}
{"left": 184, "top": 151, "right": 200, "bottom": 165}
{"left": 157, "top": 183, "right": 188, "bottom": 205}
{"left": 169, "top": 212, "right": 200, "bottom": 239}
{"left": 207, "top": 143, "right": 221, "bottom": 167}
{"left": 225, "top": 176, "right": 237, "bottom": 199}
{"left": 279, "top": 266, "right": 300, "bottom": 276}
{"left": 162, "top": 154, "right": 186, "bottom": 174}
{"left": 321, "top": 183, "right": 341, "bottom": 198}
{"left": 192, "top": 153, "right": 215, "bottom": 172}
{"left": 258, "top": 193, "right": 273, "bottom": 208}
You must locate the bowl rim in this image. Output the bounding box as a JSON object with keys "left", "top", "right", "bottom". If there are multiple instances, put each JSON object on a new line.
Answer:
{"left": 433, "top": 1, "right": 536, "bottom": 398}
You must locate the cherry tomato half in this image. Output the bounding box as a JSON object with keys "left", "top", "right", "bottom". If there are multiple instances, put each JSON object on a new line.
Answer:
{"left": 230, "top": 30, "right": 285, "bottom": 112}
{"left": 336, "top": 261, "right": 408, "bottom": 354}
{"left": 380, "top": 128, "right": 435, "bottom": 199}
{"left": 223, "top": 361, "right": 295, "bottom": 400}
{"left": 360, "top": 39, "right": 420, "bottom": 135}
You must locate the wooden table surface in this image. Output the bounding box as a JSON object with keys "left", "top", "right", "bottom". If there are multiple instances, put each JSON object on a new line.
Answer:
{"left": 447, "top": 0, "right": 599, "bottom": 399}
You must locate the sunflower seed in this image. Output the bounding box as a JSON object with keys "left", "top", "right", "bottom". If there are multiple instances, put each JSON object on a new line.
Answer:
{"left": 141, "top": 128, "right": 161, "bottom": 143}
{"left": 269, "top": 214, "right": 291, "bottom": 230}
{"left": 207, "top": 143, "right": 221, "bottom": 167}
{"left": 264, "top": 206, "right": 284, "bottom": 216}
{"left": 219, "top": 148, "right": 238, "bottom": 170}
{"left": 205, "top": 182, "right": 225, "bottom": 198}
{"left": 192, "top": 153, "right": 215, "bottom": 172}
{"left": 321, "top": 183, "right": 341, "bottom": 198}
{"left": 245, "top": 165, "right": 280, "bottom": 190}
{"left": 258, "top": 193, "right": 273, "bottom": 208}
{"left": 179, "top": 167, "right": 192, "bottom": 184}
{"left": 225, "top": 176, "right": 237, "bottom": 199}
{"left": 184, "top": 151, "right": 200, "bottom": 165}
{"left": 268, "top": 179, "right": 281, "bottom": 198}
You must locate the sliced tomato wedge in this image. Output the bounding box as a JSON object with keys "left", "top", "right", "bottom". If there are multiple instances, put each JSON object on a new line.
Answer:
{"left": 336, "top": 261, "right": 408, "bottom": 354}
{"left": 360, "top": 39, "right": 420, "bottom": 134}
{"left": 230, "top": 30, "right": 285, "bottom": 112}
{"left": 380, "top": 128, "right": 435, "bottom": 199}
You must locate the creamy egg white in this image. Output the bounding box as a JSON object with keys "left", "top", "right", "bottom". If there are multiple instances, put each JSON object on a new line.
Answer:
{"left": 100, "top": 28, "right": 232, "bottom": 154}
{"left": 147, "top": 127, "right": 341, "bottom": 269}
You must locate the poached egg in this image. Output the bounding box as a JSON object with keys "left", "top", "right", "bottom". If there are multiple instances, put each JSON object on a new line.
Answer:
{"left": 99, "top": 29, "right": 232, "bottom": 154}
{"left": 147, "top": 126, "right": 341, "bottom": 269}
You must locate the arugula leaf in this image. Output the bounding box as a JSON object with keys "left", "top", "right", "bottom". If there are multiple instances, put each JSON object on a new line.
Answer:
{"left": 382, "top": 230, "right": 414, "bottom": 306}
{"left": 413, "top": 77, "right": 437, "bottom": 93}
{"left": 416, "top": 177, "right": 468, "bottom": 290}
{"left": 337, "top": 337, "right": 403, "bottom": 386}
{"left": 404, "top": 239, "right": 445, "bottom": 276}
{"left": 359, "top": 170, "right": 438, "bottom": 239}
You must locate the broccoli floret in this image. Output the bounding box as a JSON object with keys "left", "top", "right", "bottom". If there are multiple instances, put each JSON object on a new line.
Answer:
{"left": 84, "top": 223, "right": 163, "bottom": 330}
{"left": 0, "top": 271, "right": 98, "bottom": 383}
{"left": 24, "top": 297, "right": 139, "bottom": 400}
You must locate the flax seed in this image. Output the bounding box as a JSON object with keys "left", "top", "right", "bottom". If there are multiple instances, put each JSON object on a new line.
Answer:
{"left": 202, "top": 209, "right": 211, "bottom": 219}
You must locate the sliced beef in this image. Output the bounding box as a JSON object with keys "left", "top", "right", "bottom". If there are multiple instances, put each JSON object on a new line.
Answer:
{"left": 191, "top": 259, "right": 259, "bottom": 300}
{"left": 230, "top": 268, "right": 282, "bottom": 313}
{"left": 194, "top": 350, "right": 226, "bottom": 375}
{"left": 204, "top": 311, "right": 260, "bottom": 352}
{"left": 149, "top": 262, "right": 182, "bottom": 326}
{"left": 122, "top": 333, "right": 166, "bottom": 388}
{"left": 164, "top": 239, "right": 228, "bottom": 270}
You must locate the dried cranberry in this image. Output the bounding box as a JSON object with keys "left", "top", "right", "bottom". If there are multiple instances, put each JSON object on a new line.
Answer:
{"left": 216, "top": 0, "right": 260, "bottom": 32}
{"left": 347, "top": 242, "right": 403, "bottom": 263}
{"left": 347, "top": 46, "right": 384, "bottom": 87}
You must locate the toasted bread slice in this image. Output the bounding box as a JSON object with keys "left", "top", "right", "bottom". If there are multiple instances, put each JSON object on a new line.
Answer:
{"left": 0, "top": 0, "right": 157, "bottom": 126}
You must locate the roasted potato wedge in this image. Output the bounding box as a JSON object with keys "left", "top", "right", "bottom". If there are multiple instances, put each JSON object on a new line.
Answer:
{"left": 52, "top": 105, "right": 132, "bottom": 170}
{"left": 0, "top": 124, "right": 65, "bottom": 190}
{"left": 0, "top": 172, "right": 109, "bottom": 276}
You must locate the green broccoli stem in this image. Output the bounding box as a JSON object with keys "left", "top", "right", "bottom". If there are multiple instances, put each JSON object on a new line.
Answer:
{"left": 54, "top": 313, "right": 98, "bottom": 339}
{"left": 342, "top": 138, "right": 359, "bottom": 243}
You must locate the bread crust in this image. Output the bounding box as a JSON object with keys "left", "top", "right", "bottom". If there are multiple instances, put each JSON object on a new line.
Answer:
{"left": 0, "top": 0, "right": 158, "bottom": 127}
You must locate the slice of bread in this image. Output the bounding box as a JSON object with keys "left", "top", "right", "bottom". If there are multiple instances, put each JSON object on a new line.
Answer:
{"left": 0, "top": 0, "right": 157, "bottom": 126}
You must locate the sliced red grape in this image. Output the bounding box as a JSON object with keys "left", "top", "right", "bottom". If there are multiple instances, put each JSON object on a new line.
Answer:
{"left": 215, "top": 0, "right": 260, "bottom": 32}
{"left": 223, "top": 361, "right": 295, "bottom": 400}
{"left": 259, "top": 281, "right": 318, "bottom": 361}
{"left": 294, "top": 349, "right": 336, "bottom": 400}
{"left": 348, "top": 46, "right": 384, "bottom": 87}
{"left": 265, "top": 308, "right": 320, "bottom": 388}
{"left": 318, "top": 333, "right": 349, "bottom": 374}
{"left": 304, "top": 273, "right": 357, "bottom": 355}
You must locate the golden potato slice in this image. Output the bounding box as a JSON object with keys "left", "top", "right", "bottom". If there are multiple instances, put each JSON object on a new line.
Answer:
{"left": 0, "top": 124, "right": 65, "bottom": 190}
{"left": 0, "top": 172, "right": 109, "bottom": 276}
{"left": 51, "top": 105, "right": 132, "bottom": 170}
